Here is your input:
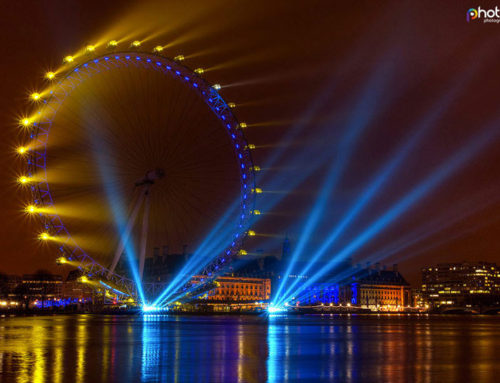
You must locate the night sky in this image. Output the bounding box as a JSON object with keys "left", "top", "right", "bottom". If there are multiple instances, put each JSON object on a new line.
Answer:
{"left": 1, "top": 0, "right": 500, "bottom": 286}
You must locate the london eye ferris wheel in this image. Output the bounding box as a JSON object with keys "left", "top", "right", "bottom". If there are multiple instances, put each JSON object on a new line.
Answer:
{"left": 16, "top": 40, "right": 259, "bottom": 303}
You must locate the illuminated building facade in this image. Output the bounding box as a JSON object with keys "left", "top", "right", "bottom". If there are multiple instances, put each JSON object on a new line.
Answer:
{"left": 421, "top": 261, "right": 500, "bottom": 308}
{"left": 192, "top": 275, "right": 271, "bottom": 302}
{"left": 355, "top": 265, "right": 411, "bottom": 309}
{"left": 21, "top": 273, "right": 63, "bottom": 299}
{"left": 296, "top": 283, "right": 350, "bottom": 305}
{"left": 296, "top": 264, "right": 411, "bottom": 310}
{"left": 0, "top": 271, "right": 94, "bottom": 309}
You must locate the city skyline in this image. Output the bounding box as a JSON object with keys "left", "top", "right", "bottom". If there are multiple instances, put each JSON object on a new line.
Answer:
{"left": 1, "top": 1, "right": 500, "bottom": 296}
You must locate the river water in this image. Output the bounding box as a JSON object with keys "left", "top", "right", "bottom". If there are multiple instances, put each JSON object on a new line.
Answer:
{"left": 0, "top": 314, "right": 498, "bottom": 382}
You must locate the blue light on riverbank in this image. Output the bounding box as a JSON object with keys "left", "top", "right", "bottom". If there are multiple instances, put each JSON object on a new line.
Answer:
{"left": 142, "top": 305, "right": 169, "bottom": 313}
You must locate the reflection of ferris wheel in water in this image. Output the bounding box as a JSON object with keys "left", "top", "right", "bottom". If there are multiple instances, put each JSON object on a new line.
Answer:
{"left": 17, "top": 41, "right": 258, "bottom": 300}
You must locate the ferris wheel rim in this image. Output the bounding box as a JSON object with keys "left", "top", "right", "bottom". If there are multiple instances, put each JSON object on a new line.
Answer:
{"left": 24, "top": 49, "right": 257, "bottom": 294}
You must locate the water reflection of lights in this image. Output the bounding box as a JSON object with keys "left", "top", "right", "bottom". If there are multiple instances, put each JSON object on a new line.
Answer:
{"left": 17, "top": 346, "right": 31, "bottom": 383}
{"left": 102, "top": 324, "right": 110, "bottom": 382}
{"left": 0, "top": 316, "right": 497, "bottom": 382}
{"left": 238, "top": 323, "right": 244, "bottom": 382}
{"left": 267, "top": 319, "right": 291, "bottom": 383}
{"left": 32, "top": 325, "right": 46, "bottom": 383}
{"left": 76, "top": 319, "right": 88, "bottom": 383}
{"left": 141, "top": 317, "right": 161, "bottom": 381}
{"left": 174, "top": 318, "right": 181, "bottom": 383}
{"left": 142, "top": 313, "right": 170, "bottom": 321}
{"left": 127, "top": 324, "right": 135, "bottom": 377}
{"left": 267, "top": 323, "right": 280, "bottom": 383}
{"left": 52, "top": 323, "right": 64, "bottom": 383}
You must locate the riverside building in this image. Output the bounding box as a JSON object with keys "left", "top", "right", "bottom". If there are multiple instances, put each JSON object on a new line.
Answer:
{"left": 421, "top": 261, "right": 500, "bottom": 308}
{"left": 295, "top": 264, "right": 412, "bottom": 311}
{"left": 192, "top": 275, "right": 271, "bottom": 302}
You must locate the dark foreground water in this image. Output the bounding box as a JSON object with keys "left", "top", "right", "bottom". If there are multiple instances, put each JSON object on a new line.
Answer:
{"left": 0, "top": 314, "right": 499, "bottom": 383}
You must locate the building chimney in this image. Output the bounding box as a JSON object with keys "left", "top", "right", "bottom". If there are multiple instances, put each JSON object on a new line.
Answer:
{"left": 375, "top": 262, "right": 381, "bottom": 271}
{"left": 393, "top": 264, "right": 398, "bottom": 272}
{"left": 153, "top": 247, "right": 160, "bottom": 264}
